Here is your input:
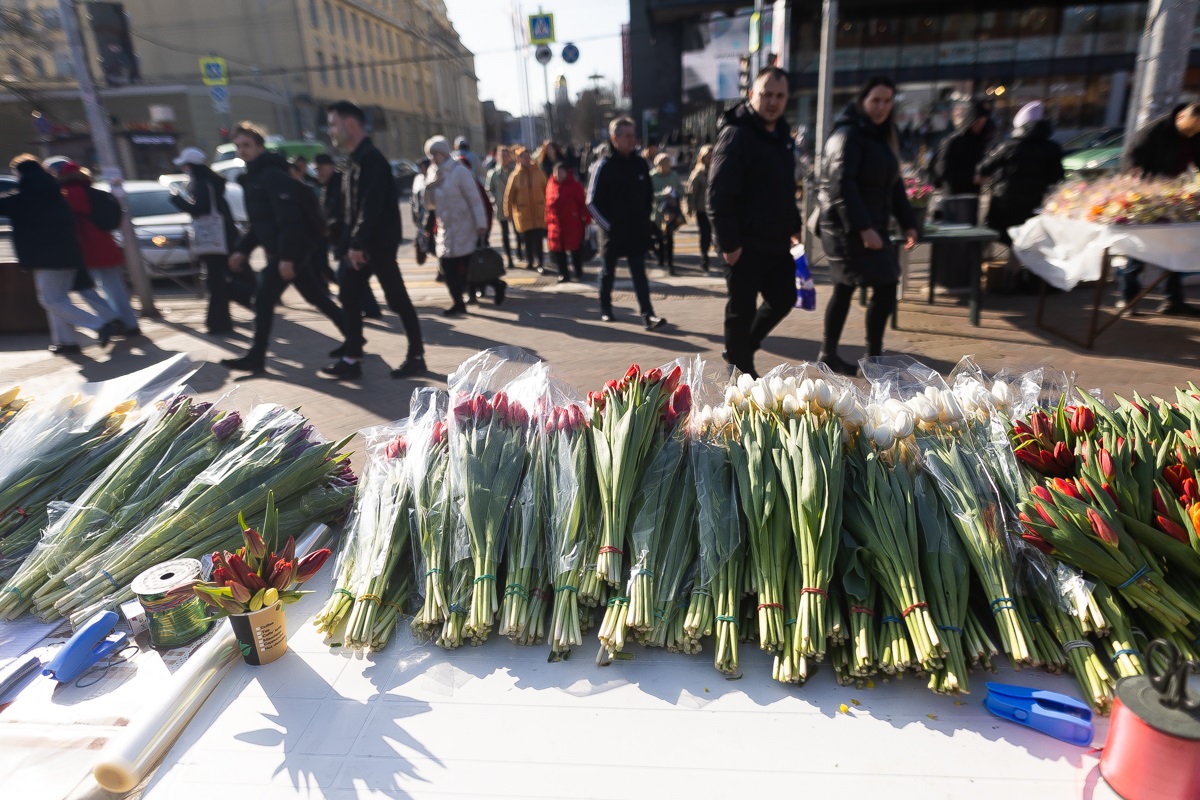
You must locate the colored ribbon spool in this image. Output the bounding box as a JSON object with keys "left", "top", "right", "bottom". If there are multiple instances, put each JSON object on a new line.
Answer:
{"left": 1100, "top": 639, "right": 1200, "bottom": 800}
{"left": 132, "top": 558, "right": 211, "bottom": 649}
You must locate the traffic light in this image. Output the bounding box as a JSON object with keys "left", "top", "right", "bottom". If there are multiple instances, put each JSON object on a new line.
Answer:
{"left": 738, "top": 55, "right": 751, "bottom": 97}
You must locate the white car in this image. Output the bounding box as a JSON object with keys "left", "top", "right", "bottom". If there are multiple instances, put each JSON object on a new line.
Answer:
{"left": 98, "top": 180, "right": 248, "bottom": 274}
{"left": 211, "top": 158, "right": 245, "bottom": 182}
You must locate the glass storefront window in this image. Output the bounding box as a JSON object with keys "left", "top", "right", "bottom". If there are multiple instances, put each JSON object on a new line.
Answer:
{"left": 902, "top": 15, "right": 940, "bottom": 46}
{"left": 864, "top": 17, "right": 900, "bottom": 47}
{"left": 977, "top": 11, "right": 1020, "bottom": 40}
{"left": 1061, "top": 5, "right": 1098, "bottom": 36}
{"left": 1018, "top": 7, "right": 1060, "bottom": 37}
{"left": 941, "top": 13, "right": 978, "bottom": 42}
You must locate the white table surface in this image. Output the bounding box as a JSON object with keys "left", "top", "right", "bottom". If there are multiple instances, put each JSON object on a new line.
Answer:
{"left": 0, "top": 583, "right": 1124, "bottom": 800}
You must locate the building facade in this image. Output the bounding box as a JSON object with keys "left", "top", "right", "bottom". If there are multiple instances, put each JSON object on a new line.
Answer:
{"left": 632, "top": 1, "right": 1200, "bottom": 145}
{"left": 0, "top": 0, "right": 483, "bottom": 177}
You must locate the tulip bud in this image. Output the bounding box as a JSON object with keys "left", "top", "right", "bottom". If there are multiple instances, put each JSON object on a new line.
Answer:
{"left": 872, "top": 425, "right": 896, "bottom": 450}
{"left": 769, "top": 376, "right": 786, "bottom": 404}
{"left": 385, "top": 435, "right": 408, "bottom": 460}
{"left": 834, "top": 390, "right": 855, "bottom": 417}
{"left": 782, "top": 394, "right": 800, "bottom": 416}
{"left": 670, "top": 385, "right": 692, "bottom": 419}
{"left": 662, "top": 365, "right": 682, "bottom": 394}
{"left": 1031, "top": 410, "right": 1054, "bottom": 446}
{"left": 242, "top": 526, "right": 268, "bottom": 561}
{"left": 1033, "top": 502, "right": 1056, "bottom": 527}
{"left": 269, "top": 558, "right": 294, "bottom": 590}
{"left": 737, "top": 372, "right": 755, "bottom": 393}
{"left": 1070, "top": 405, "right": 1096, "bottom": 437}
{"left": 750, "top": 383, "right": 772, "bottom": 410}
{"left": 432, "top": 420, "right": 448, "bottom": 444}
{"left": 1054, "top": 441, "right": 1073, "bottom": 469}
{"left": 228, "top": 580, "right": 252, "bottom": 604}
{"left": 212, "top": 566, "right": 232, "bottom": 587}
{"left": 1031, "top": 485, "right": 1056, "bottom": 506}
{"left": 624, "top": 364, "right": 641, "bottom": 382}
{"left": 1156, "top": 514, "right": 1190, "bottom": 544}
{"left": 214, "top": 592, "right": 245, "bottom": 615}
{"left": 1090, "top": 510, "right": 1122, "bottom": 545}
{"left": 892, "top": 409, "right": 914, "bottom": 439}
{"left": 211, "top": 411, "right": 243, "bottom": 442}
{"left": 1189, "top": 503, "right": 1200, "bottom": 540}
{"left": 1153, "top": 488, "right": 1171, "bottom": 517}
{"left": 1097, "top": 448, "right": 1114, "bottom": 479}
{"left": 644, "top": 367, "right": 663, "bottom": 385}
{"left": 814, "top": 379, "right": 834, "bottom": 410}
{"left": 295, "top": 548, "right": 332, "bottom": 583}
{"left": 991, "top": 380, "right": 1011, "bottom": 406}
{"left": 280, "top": 535, "right": 296, "bottom": 565}
{"left": 194, "top": 588, "right": 225, "bottom": 611}
{"left": 797, "top": 378, "right": 816, "bottom": 404}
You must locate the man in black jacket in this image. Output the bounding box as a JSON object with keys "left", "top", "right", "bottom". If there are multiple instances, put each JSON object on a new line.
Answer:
{"left": 932, "top": 101, "right": 992, "bottom": 196}
{"left": 220, "top": 121, "right": 348, "bottom": 373}
{"left": 586, "top": 117, "right": 666, "bottom": 330}
{"left": 1117, "top": 102, "right": 1200, "bottom": 316}
{"left": 316, "top": 153, "right": 381, "bottom": 317}
{"left": 321, "top": 100, "right": 426, "bottom": 380}
{"left": 707, "top": 67, "right": 802, "bottom": 378}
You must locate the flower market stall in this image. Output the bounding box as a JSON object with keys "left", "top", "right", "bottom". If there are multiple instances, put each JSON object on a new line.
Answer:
{"left": 3, "top": 351, "right": 1199, "bottom": 799}
{"left": 1011, "top": 175, "right": 1200, "bottom": 347}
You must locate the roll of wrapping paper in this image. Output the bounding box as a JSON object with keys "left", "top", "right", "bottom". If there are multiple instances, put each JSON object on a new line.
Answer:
{"left": 132, "top": 558, "right": 211, "bottom": 648}
{"left": 91, "top": 619, "right": 238, "bottom": 793}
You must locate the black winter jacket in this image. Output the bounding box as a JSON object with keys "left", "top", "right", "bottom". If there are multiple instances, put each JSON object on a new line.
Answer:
{"left": 977, "top": 120, "right": 1064, "bottom": 239}
{"left": 320, "top": 170, "right": 344, "bottom": 246}
{"left": 706, "top": 102, "right": 801, "bottom": 255}
{"left": 933, "top": 125, "right": 990, "bottom": 195}
{"left": 234, "top": 151, "right": 313, "bottom": 262}
{"left": 1122, "top": 105, "right": 1200, "bottom": 178}
{"left": 585, "top": 145, "right": 653, "bottom": 258}
{"left": 169, "top": 163, "right": 239, "bottom": 254}
{"left": 817, "top": 103, "right": 917, "bottom": 286}
{"left": 341, "top": 137, "right": 401, "bottom": 257}
{"left": 0, "top": 160, "right": 85, "bottom": 270}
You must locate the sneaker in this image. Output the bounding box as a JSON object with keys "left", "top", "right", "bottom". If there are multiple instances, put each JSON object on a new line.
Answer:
{"left": 643, "top": 315, "right": 667, "bottom": 331}
{"left": 1114, "top": 299, "right": 1141, "bottom": 317}
{"left": 97, "top": 321, "right": 117, "bottom": 348}
{"left": 1158, "top": 301, "right": 1200, "bottom": 317}
{"left": 465, "top": 293, "right": 480, "bottom": 305}
{"left": 48, "top": 343, "right": 82, "bottom": 355}
{"left": 557, "top": 274, "right": 570, "bottom": 283}
{"left": 443, "top": 305, "right": 467, "bottom": 317}
{"left": 390, "top": 355, "right": 427, "bottom": 379}
{"left": 818, "top": 351, "right": 859, "bottom": 377}
{"left": 319, "top": 359, "right": 362, "bottom": 380}
{"left": 600, "top": 311, "right": 615, "bottom": 323}
{"left": 221, "top": 354, "right": 266, "bottom": 373}
{"left": 494, "top": 280, "right": 507, "bottom": 306}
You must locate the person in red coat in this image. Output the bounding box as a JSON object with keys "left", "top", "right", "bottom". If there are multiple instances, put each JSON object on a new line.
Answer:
{"left": 545, "top": 162, "right": 591, "bottom": 283}
{"left": 58, "top": 162, "right": 140, "bottom": 334}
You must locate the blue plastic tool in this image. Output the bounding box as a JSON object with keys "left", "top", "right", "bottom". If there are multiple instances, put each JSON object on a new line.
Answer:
{"left": 984, "top": 682, "right": 1095, "bottom": 746}
{"left": 42, "top": 610, "right": 128, "bottom": 683}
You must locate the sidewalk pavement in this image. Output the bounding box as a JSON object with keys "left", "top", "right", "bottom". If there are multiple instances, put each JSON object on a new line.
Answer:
{"left": 2, "top": 223, "right": 1198, "bottom": 452}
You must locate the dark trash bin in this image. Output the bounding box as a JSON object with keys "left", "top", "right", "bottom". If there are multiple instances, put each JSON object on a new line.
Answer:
{"left": 929, "top": 193, "right": 980, "bottom": 290}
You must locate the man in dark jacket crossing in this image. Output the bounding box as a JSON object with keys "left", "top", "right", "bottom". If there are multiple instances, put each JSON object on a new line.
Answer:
{"left": 586, "top": 116, "right": 666, "bottom": 330}
{"left": 220, "top": 121, "right": 348, "bottom": 374}
{"left": 707, "top": 66, "right": 803, "bottom": 378}
{"left": 321, "top": 100, "right": 426, "bottom": 380}
{"left": 1116, "top": 102, "right": 1200, "bottom": 316}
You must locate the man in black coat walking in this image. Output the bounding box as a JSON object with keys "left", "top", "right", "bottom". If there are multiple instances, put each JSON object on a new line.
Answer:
{"left": 586, "top": 116, "right": 666, "bottom": 330}
{"left": 707, "top": 67, "right": 803, "bottom": 378}
{"left": 932, "top": 101, "right": 993, "bottom": 196}
{"left": 321, "top": 100, "right": 426, "bottom": 380}
{"left": 220, "top": 121, "right": 348, "bottom": 374}
{"left": 1118, "top": 102, "right": 1200, "bottom": 316}
{"left": 316, "top": 152, "right": 381, "bottom": 317}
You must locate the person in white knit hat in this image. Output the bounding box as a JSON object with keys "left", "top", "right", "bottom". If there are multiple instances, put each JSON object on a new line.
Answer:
{"left": 976, "top": 101, "right": 1064, "bottom": 248}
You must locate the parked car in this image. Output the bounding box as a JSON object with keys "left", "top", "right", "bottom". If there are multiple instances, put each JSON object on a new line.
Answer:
{"left": 1059, "top": 127, "right": 1123, "bottom": 156}
{"left": 211, "top": 158, "right": 246, "bottom": 183}
{"left": 0, "top": 174, "right": 15, "bottom": 226}
{"left": 1062, "top": 136, "right": 1124, "bottom": 179}
{"left": 391, "top": 159, "right": 418, "bottom": 197}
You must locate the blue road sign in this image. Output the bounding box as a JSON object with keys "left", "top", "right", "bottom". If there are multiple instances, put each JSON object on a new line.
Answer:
{"left": 528, "top": 13, "right": 554, "bottom": 45}
{"left": 562, "top": 43, "right": 579, "bottom": 64}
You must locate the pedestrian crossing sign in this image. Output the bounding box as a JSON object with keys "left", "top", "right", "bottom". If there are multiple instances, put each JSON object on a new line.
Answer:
{"left": 199, "top": 57, "right": 229, "bottom": 86}
{"left": 528, "top": 13, "right": 555, "bottom": 45}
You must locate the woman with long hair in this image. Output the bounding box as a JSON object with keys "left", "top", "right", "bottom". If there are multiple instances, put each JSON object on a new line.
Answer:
{"left": 686, "top": 144, "right": 714, "bottom": 271}
{"left": 816, "top": 76, "right": 919, "bottom": 376}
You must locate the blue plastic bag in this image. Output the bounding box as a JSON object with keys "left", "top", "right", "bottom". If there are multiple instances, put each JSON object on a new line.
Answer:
{"left": 792, "top": 244, "right": 816, "bottom": 311}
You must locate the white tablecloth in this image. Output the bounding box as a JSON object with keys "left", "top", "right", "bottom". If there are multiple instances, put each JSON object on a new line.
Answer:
{"left": 1010, "top": 215, "right": 1200, "bottom": 291}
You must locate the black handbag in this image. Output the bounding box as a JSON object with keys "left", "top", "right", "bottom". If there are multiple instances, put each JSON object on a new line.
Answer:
{"left": 468, "top": 243, "right": 506, "bottom": 283}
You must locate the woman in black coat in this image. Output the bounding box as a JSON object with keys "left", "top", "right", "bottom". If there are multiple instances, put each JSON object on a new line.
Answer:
{"left": 977, "top": 102, "right": 1064, "bottom": 245}
{"left": 816, "top": 76, "right": 918, "bottom": 376}
{"left": 169, "top": 150, "right": 255, "bottom": 334}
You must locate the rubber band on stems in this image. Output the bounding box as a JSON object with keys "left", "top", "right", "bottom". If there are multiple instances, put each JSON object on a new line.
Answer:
{"left": 902, "top": 602, "right": 928, "bottom": 618}
{"left": 1117, "top": 565, "right": 1150, "bottom": 590}
{"left": 757, "top": 602, "right": 784, "bottom": 611}
{"left": 849, "top": 605, "right": 874, "bottom": 616}
{"left": 990, "top": 596, "right": 1015, "bottom": 613}
{"left": 1111, "top": 648, "right": 1142, "bottom": 663}
{"left": 801, "top": 587, "right": 828, "bottom": 598}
